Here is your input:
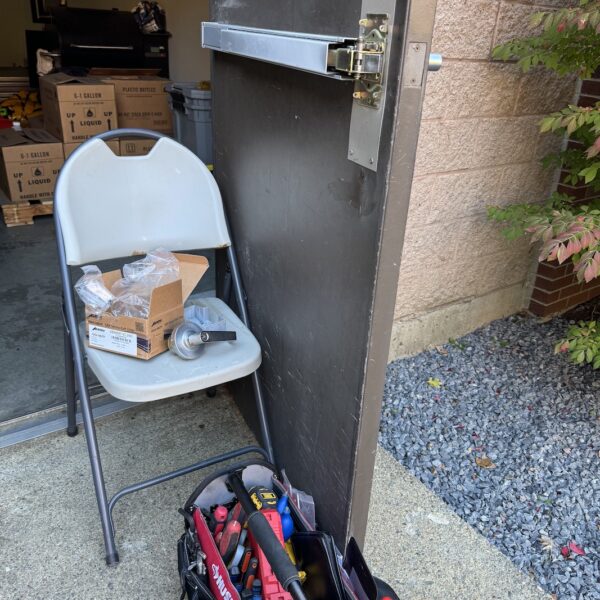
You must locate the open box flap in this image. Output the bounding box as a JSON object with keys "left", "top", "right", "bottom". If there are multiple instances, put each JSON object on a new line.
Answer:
{"left": 93, "top": 254, "right": 208, "bottom": 316}
{"left": 149, "top": 253, "right": 209, "bottom": 313}
{"left": 174, "top": 253, "right": 209, "bottom": 302}
{"left": 44, "top": 73, "right": 89, "bottom": 85}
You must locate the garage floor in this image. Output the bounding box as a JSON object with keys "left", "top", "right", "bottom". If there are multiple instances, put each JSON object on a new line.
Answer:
{"left": 0, "top": 389, "right": 548, "bottom": 599}
{"left": 0, "top": 217, "right": 64, "bottom": 422}
{"left": 0, "top": 216, "right": 216, "bottom": 424}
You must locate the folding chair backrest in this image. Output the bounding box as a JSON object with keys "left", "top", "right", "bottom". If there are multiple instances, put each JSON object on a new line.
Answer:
{"left": 55, "top": 137, "right": 231, "bottom": 266}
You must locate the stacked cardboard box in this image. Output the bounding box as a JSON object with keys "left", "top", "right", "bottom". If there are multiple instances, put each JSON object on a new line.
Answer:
{"left": 0, "top": 72, "right": 173, "bottom": 226}
{"left": 39, "top": 73, "right": 119, "bottom": 160}
{"left": 104, "top": 76, "right": 172, "bottom": 134}
{"left": 119, "top": 138, "right": 157, "bottom": 156}
{"left": 0, "top": 128, "right": 63, "bottom": 202}
{"left": 0, "top": 128, "right": 64, "bottom": 226}
{"left": 63, "top": 139, "right": 119, "bottom": 159}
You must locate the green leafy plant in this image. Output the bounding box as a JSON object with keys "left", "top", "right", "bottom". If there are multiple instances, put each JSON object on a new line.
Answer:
{"left": 489, "top": 0, "right": 600, "bottom": 367}
{"left": 556, "top": 321, "right": 600, "bottom": 368}
{"left": 491, "top": 0, "right": 600, "bottom": 78}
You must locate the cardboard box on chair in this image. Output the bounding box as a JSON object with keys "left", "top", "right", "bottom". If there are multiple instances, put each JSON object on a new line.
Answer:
{"left": 86, "top": 254, "right": 209, "bottom": 360}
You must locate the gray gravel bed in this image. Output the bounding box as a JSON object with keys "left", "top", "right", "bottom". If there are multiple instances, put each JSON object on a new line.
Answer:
{"left": 380, "top": 314, "right": 600, "bottom": 599}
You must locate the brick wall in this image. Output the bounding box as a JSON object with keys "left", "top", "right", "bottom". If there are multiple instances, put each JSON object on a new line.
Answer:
{"left": 389, "top": 0, "right": 578, "bottom": 359}
{"left": 528, "top": 73, "right": 600, "bottom": 317}
{"left": 530, "top": 262, "right": 600, "bottom": 316}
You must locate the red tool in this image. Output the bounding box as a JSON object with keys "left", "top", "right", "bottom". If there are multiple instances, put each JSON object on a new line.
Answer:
{"left": 229, "top": 501, "right": 246, "bottom": 524}
{"left": 227, "top": 473, "right": 305, "bottom": 600}
{"left": 249, "top": 509, "right": 292, "bottom": 600}
{"left": 192, "top": 508, "right": 239, "bottom": 600}
{"left": 218, "top": 519, "right": 242, "bottom": 564}
{"left": 209, "top": 505, "right": 228, "bottom": 537}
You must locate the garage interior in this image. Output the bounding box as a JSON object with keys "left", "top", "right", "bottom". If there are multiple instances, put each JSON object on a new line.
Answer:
{"left": 0, "top": 0, "right": 212, "bottom": 433}
{"left": 0, "top": 0, "right": 430, "bottom": 568}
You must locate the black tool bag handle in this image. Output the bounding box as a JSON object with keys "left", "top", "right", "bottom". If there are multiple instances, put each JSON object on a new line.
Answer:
{"left": 227, "top": 471, "right": 307, "bottom": 600}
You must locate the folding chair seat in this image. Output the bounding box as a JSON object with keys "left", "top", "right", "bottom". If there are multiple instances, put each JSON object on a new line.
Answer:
{"left": 55, "top": 129, "right": 274, "bottom": 565}
{"left": 80, "top": 298, "right": 261, "bottom": 402}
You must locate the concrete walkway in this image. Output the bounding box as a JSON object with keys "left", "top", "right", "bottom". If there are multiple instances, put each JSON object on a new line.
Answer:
{"left": 366, "top": 449, "right": 548, "bottom": 600}
{"left": 0, "top": 391, "right": 548, "bottom": 599}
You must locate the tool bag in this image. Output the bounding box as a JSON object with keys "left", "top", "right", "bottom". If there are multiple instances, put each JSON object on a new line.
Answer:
{"left": 177, "top": 459, "right": 399, "bottom": 600}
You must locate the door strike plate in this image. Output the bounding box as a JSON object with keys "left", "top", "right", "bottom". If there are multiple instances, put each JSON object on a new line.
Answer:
{"left": 328, "top": 14, "right": 388, "bottom": 109}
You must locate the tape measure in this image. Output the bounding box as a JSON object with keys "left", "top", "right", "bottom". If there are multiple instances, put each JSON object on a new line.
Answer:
{"left": 248, "top": 486, "right": 278, "bottom": 510}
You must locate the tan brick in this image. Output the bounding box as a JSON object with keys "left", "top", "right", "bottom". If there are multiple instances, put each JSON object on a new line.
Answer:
{"left": 389, "top": 284, "right": 527, "bottom": 359}
{"left": 422, "top": 61, "right": 521, "bottom": 120}
{"left": 395, "top": 258, "right": 481, "bottom": 317}
{"left": 414, "top": 116, "right": 542, "bottom": 176}
{"left": 431, "top": 0, "right": 500, "bottom": 59}
{"left": 535, "top": 128, "right": 565, "bottom": 161}
{"left": 413, "top": 119, "right": 477, "bottom": 176}
{"left": 493, "top": 1, "right": 546, "bottom": 47}
{"left": 401, "top": 216, "right": 527, "bottom": 266}
{"left": 472, "top": 116, "right": 540, "bottom": 168}
{"left": 453, "top": 218, "right": 531, "bottom": 259}
{"left": 396, "top": 246, "right": 533, "bottom": 318}
{"left": 405, "top": 161, "right": 555, "bottom": 226}
{"left": 400, "top": 223, "right": 460, "bottom": 265}
{"left": 475, "top": 249, "right": 533, "bottom": 295}
{"left": 407, "top": 168, "right": 509, "bottom": 225}
{"left": 515, "top": 69, "right": 577, "bottom": 115}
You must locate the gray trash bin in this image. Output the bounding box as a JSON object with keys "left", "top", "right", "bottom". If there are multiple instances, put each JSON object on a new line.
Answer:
{"left": 166, "top": 83, "right": 213, "bottom": 165}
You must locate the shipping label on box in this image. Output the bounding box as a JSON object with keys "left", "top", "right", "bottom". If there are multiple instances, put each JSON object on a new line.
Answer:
{"left": 39, "top": 73, "right": 118, "bottom": 143}
{"left": 89, "top": 325, "right": 138, "bottom": 356}
{"left": 105, "top": 77, "right": 172, "bottom": 133}
{"left": 0, "top": 128, "right": 64, "bottom": 203}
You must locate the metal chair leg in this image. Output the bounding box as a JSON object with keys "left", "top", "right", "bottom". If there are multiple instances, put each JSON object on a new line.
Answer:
{"left": 77, "top": 375, "right": 120, "bottom": 565}
{"left": 226, "top": 246, "right": 275, "bottom": 464}
{"left": 64, "top": 324, "right": 78, "bottom": 437}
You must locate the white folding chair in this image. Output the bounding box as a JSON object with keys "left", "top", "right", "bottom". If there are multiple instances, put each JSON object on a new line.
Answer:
{"left": 55, "top": 129, "right": 274, "bottom": 565}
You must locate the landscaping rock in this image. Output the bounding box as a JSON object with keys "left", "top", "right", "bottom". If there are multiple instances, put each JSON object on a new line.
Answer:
{"left": 380, "top": 314, "right": 600, "bottom": 599}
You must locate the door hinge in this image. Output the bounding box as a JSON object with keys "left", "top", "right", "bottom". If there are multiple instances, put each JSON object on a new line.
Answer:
{"left": 328, "top": 14, "right": 388, "bottom": 108}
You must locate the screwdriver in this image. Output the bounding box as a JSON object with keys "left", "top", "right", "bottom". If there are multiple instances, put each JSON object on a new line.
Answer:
{"left": 243, "top": 556, "right": 258, "bottom": 590}
{"left": 219, "top": 519, "right": 242, "bottom": 564}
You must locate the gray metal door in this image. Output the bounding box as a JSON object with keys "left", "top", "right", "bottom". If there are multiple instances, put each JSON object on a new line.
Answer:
{"left": 207, "top": 0, "right": 436, "bottom": 546}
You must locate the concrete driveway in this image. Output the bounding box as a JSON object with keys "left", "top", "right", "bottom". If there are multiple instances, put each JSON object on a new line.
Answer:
{"left": 0, "top": 390, "right": 547, "bottom": 599}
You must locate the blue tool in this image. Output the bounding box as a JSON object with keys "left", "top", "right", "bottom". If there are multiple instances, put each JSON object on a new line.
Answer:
{"left": 252, "top": 579, "right": 262, "bottom": 600}
{"left": 276, "top": 494, "right": 294, "bottom": 542}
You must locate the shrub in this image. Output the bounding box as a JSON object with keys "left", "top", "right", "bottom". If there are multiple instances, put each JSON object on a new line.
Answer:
{"left": 489, "top": 0, "right": 600, "bottom": 367}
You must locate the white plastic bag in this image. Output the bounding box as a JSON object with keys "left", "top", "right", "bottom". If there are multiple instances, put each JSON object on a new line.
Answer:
{"left": 122, "top": 248, "right": 179, "bottom": 286}
{"left": 110, "top": 248, "right": 180, "bottom": 318}
{"left": 75, "top": 249, "right": 181, "bottom": 318}
{"left": 74, "top": 265, "right": 115, "bottom": 313}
